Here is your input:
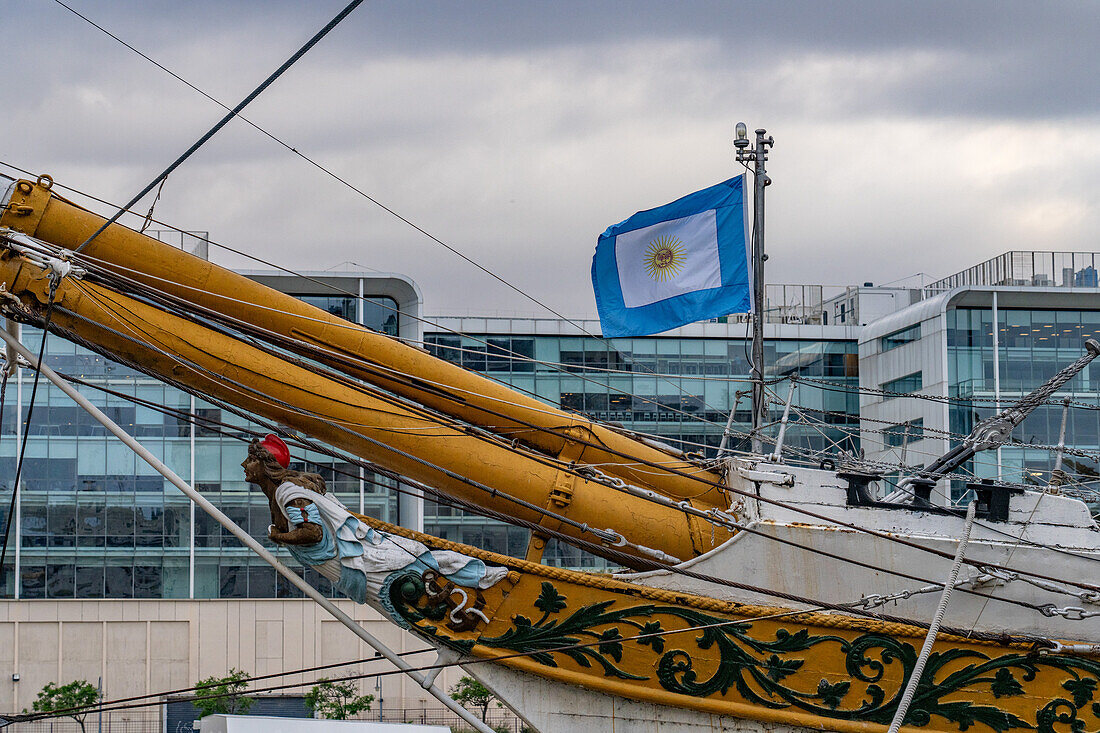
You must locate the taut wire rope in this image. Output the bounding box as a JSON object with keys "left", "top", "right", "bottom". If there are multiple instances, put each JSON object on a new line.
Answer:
{"left": 16, "top": 265, "right": 1100, "bottom": 593}
{"left": 17, "top": 0, "right": 737, "bottom": 423}
{"left": 69, "top": 0, "right": 367, "bottom": 254}
{"left": 30, "top": 353, "right": 1086, "bottom": 622}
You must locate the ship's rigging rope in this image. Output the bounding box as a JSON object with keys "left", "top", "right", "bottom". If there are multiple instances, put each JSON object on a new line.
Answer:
{"left": 887, "top": 500, "right": 978, "bottom": 733}
{"left": 69, "top": 0, "right": 366, "bottom": 257}
{"left": 4, "top": 230, "right": 1095, "bottom": 581}
{"left": 36, "top": 299, "right": 633, "bottom": 553}
{"left": 10, "top": 252, "right": 1100, "bottom": 593}
{"left": 799, "top": 372, "right": 1100, "bottom": 412}
{"left": 30, "top": 255, "right": 976, "bottom": 471}
{"left": 33, "top": 346, "right": 1097, "bottom": 623}
{"left": 0, "top": 276, "right": 59, "bottom": 593}
{"left": 39, "top": 223, "right": 1100, "bottom": 479}
{"left": 40, "top": 1, "right": 737, "bottom": 429}
{"left": 11, "top": 594, "right": 1080, "bottom": 728}
{"left": 71, "top": 249, "right": 740, "bottom": 443}
{"left": 0, "top": 167, "right": 740, "bottom": 444}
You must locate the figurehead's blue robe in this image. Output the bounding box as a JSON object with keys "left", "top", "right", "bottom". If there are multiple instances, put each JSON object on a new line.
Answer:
{"left": 273, "top": 481, "right": 507, "bottom": 610}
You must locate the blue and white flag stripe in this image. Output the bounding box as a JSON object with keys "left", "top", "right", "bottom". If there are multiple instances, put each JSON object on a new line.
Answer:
{"left": 592, "top": 176, "right": 750, "bottom": 338}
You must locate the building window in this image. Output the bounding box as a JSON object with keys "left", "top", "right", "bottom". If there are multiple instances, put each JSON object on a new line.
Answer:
{"left": 295, "top": 294, "right": 357, "bottom": 322}
{"left": 881, "top": 323, "right": 921, "bottom": 351}
{"left": 294, "top": 294, "right": 400, "bottom": 336}
{"left": 882, "top": 372, "right": 922, "bottom": 395}
{"left": 884, "top": 418, "right": 924, "bottom": 447}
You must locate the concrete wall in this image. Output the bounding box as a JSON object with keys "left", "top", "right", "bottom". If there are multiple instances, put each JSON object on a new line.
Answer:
{"left": 0, "top": 600, "right": 461, "bottom": 719}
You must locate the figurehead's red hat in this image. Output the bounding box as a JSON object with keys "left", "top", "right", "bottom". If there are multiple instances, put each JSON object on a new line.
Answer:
{"left": 260, "top": 434, "right": 290, "bottom": 469}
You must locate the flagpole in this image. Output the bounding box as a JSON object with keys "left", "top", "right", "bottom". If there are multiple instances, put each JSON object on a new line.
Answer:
{"left": 735, "top": 124, "right": 773, "bottom": 454}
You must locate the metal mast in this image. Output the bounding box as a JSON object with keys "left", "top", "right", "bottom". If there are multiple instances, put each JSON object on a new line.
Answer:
{"left": 735, "top": 124, "right": 773, "bottom": 453}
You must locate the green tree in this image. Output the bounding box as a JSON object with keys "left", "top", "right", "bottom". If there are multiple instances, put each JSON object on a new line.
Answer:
{"left": 192, "top": 669, "right": 253, "bottom": 718}
{"left": 26, "top": 680, "right": 100, "bottom": 733}
{"left": 304, "top": 678, "right": 374, "bottom": 719}
{"left": 449, "top": 675, "right": 500, "bottom": 723}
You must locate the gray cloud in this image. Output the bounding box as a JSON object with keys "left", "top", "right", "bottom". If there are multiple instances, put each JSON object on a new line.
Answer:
{"left": 4, "top": 1, "right": 1100, "bottom": 318}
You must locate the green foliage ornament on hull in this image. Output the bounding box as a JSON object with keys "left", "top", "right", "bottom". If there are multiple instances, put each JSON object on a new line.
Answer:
{"left": 389, "top": 574, "right": 1100, "bottom": 733}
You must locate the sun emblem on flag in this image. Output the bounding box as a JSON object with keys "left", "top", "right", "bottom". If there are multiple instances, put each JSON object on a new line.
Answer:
{"left": 644, "top": 235, "right": 686, "bottom": 282}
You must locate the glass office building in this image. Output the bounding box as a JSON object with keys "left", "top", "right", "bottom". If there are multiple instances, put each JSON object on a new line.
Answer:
{"left": 423, "top": 327, "right": 859, "bottom": 456}
{"left": 421, "top": 317, "right": 861, "bottom": 567}
{"left": 860, "top": 252, "right": 1100, "bottom": 511}
{"left": 9, "top": 251, "right": 1099, "bottom": 601}
{"left": 948, "top": 306, "right": 1100, "bottom": 498}
{"left": 1, "top": 276, "right": 862, "bottom": 595}
{"left": 0, "top": 272, "right": 418, "bottom": 600}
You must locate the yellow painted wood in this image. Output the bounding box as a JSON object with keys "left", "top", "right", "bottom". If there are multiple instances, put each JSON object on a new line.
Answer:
{"left": 0, "top": 179, "right": 728, "bottom": 528}
{"left": 0, "top": 251, "right": 711, "bottom": 564}
{"left": 367, "top": 516, "right": 1100, "bottom": 733}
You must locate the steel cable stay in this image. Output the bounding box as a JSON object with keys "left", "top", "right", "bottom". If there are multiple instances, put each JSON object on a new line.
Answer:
{"left": 12, "top": 285, "right": 1100, "bottom": 597}
{"left": 0, "top": 269, "right": 62, "bottom": 591}
{"left": 760, "top": 381, "right": 857, "bottom": 458}
{"left": 798, "top": 373, "right": 1100, "bottom": 413}
{"left": 66, "top": 279, "right": 478, "bottom": 437}
{"left": 68, "top": 0, "right": 367, "bottom": 259}
{"left": 37, "top": 258, "right": 752, "bottom": 509}
{"left": 10, "top": 337, "right": 1076, "bottom": 636}
{"left": 58, "top": 258, "right": 843, "bottom": 480}
{"left": 25, "top": 341, "right": 1097, "bottom": 621}
{"left": 46, "top": 366, "right": 713, "bottom": 540}
{"left": 1, "top": 168, "right": 735, "bottom": 433}
{"left": 7, "top": 593, "right": 1079, "bottom": 728}
{"left": 764, "top": 395, "right": 1100, "bottom": 504}
{"left": 64, "top": 276, "right": 734, "bottom": 541}
{"left": 65, "top": 241, "right": 1100, "bottom": 478}
{"left": 771, "top": 392, "right": 1100, "bottom": 467}
{"left": 66, "top": 273, "right": 668, "bottom": 458}
{"left": 7, "top": 230, "right": 740, "bottom": 440}
{"left": 15, "top": 286, "right": 1100, "bottom": 594}
{"left": 0, "top": 647, "right": 439, "bottom": 727}
{"left": 77, "top": 255, "right": 737, "bottom": 435}
{"left": 32, "top": 2, "right": 738, "bottom": 425}
{"left": 23, "top": 304, "right": 636, "bottom": 553}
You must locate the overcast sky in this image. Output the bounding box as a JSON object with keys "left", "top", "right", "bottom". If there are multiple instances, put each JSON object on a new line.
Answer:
{"left": 4, "top": 1, "right": 1099, "bottom": 318}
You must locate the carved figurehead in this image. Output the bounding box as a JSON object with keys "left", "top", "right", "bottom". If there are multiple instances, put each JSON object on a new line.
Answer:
{"left": 242, "top": 434, "right": 507, "bottom": 613}
{"left": 242, "top": 434, "right": 325, "bottom": 546}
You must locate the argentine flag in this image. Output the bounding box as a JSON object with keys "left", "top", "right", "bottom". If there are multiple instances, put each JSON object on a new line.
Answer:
{"left": 592, "top": 176, "right": 750, "bottom": 338}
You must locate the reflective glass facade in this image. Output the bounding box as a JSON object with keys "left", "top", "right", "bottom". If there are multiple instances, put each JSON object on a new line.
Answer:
{"left": 424, "top": 333, "right": 859, "bottom": 455}
{"left": 0, "top": 290, "right": 402, "bottom": 600}
{"left": 423, "top": 331, "right": 860, "bottom": 567}
{"left": 1, "top": 277, "right": 862, "bottom": 594}
{"left": 294, "top": 295, "right": 399, "bottom": 337}
{"left": 948, "top": 307, "right": 1100, "bottom": 506}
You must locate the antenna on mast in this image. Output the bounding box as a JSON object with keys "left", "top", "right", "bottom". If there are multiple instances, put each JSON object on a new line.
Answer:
{"left": 734, "top": 124, "right": 774, "bottom": 454}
